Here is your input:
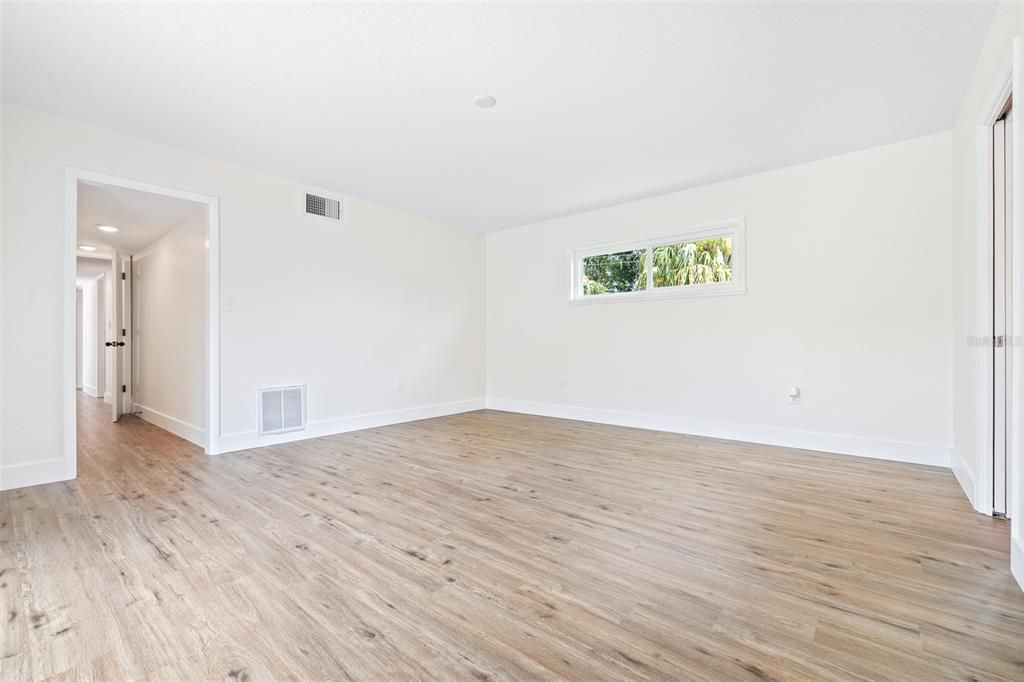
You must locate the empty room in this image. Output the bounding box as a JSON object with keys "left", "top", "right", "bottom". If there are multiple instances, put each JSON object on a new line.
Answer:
{"left": 0, "top": 2, "right": 1022, "bottom": 681}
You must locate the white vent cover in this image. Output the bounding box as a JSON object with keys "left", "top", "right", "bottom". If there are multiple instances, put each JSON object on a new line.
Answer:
{"left": 305, "top": 192, "right": 342, "bottom": 221}
{"left": 258, "top": 385, "right": 306, "bottom": 435}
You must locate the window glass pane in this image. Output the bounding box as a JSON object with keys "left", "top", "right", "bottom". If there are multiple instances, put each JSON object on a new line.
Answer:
{"left": 582, "top": 249, "right": 646, "bottom": 295}
{"left": 651, "top": 237, "right": 732, "bottom": 288}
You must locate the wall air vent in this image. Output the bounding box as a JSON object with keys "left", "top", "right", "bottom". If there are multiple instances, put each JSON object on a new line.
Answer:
{"left": 305, "top": 192, "right": 342, "bottom": 221}
{"left": 258, "top": 385, "right": 306, "bottom": 435}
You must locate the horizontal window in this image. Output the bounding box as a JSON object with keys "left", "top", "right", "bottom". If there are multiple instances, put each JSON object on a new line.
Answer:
{"left": 571, "top": 219, "right": 745, "bottom": 302}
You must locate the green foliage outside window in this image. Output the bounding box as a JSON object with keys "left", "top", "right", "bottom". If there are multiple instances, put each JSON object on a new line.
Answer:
{"left": 582, "top": 250, "right": 645, "bottom": 295}
{"left": 582, "top": 237, "right": 732, "bottom": 295}
{"left": 651, "top": 237, "right": 732, "bottom": 287}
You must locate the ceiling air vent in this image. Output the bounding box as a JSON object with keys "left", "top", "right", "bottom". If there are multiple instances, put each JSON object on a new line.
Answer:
{"left": 258, "top": 385, "right": 306, "bottom": 436}
{"left": 305, "top": 192, "right": 342, "bottom": 221}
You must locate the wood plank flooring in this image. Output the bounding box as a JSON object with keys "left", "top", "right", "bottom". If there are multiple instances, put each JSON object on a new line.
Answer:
{"left": 1, "top": 392, "right": 1022, "bottom": 681}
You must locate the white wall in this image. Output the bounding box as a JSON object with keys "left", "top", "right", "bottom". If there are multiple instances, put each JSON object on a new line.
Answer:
{"left": 131, "top": 215, "right": 206, "bottom": 444}
{"left": 0, "top": 4, "right": 6, "bottom": 487}
{"left": 77, "top": 273, "right": 108, "bottom": 401}
{"left": 101, "top": 271, "right": 111, "bottom": 403}
{"left": 75, "top": 288, "right": 82, "bottom": 389}
{"left": 0, "top": 103, "right": 485, "bottom": 490}
{"left": 487, "top": 133, "right": 953, "bottom": 466}
{"left": 99, "top": 273, "right": 108, "bottom": 401}
{"left": 79, "top": 278, "right": 99, "bottom": 397}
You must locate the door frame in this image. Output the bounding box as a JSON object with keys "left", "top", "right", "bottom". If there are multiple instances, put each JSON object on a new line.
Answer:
{"left": 971, "top": 39, "right": 1024, "bottom": 532}
{"left": 63, "top": 167, "right": 222, "bottom": 478}
{"left": 970, "top": 73, "right": 1011, "bottom": 518}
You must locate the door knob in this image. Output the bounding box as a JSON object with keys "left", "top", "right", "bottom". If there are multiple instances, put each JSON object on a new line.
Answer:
{"left": 105, "top": 341, "right": 126, "bottom": 347}
{"left": 105, "top": 341, "right": 114, "bottom": 347}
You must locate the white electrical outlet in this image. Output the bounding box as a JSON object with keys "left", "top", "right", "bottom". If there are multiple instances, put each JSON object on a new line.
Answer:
{"left": 788, "top": 386, "right": 801, "bottom": 404}
{"left": 394, "top": 378, "right": 404, "bottom": 392}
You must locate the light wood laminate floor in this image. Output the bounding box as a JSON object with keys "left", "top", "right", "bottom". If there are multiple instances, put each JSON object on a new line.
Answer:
{"left": 1, "top": 392, "right": 1022, "bottom": 681}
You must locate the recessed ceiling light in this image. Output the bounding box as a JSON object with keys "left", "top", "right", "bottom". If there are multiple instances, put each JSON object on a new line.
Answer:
{"left": 96, "top": 224, "right": 119, "bottom": 233}
{"left": 474, "top": 95, "right": 496, "bottom": 109}
{"left": 79, "top": 245, "right": 97, "bottom": 251}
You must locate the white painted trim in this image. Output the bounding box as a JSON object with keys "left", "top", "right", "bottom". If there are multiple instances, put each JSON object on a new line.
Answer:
{"left": 133, "top": 403, "right": 206, "bottom": 448}
{"left": 63, "top": 169, "right": 78, "bottom": 482}
{"left": 486, "top": 398, "right": 951, "bottom": 468}
{"left": 82, "top": 384, "right": 101, "bottom": 399}
{"left": 0, "top": 459, "right": 70, "bottom": 492}
{"left": 951, "top": 447, "right": 983, "bottom": 513}
{"left": 217, "top": 398, "right": 485, "bottom": 454}
{"left": 1012, "top": 536, "right": 1023, "bottom": 593}
{"left": 60, "top": 168, "right": 222, "bottom": 489}
{"left": 569, "top": 217, "right": 746, "bottom": 303}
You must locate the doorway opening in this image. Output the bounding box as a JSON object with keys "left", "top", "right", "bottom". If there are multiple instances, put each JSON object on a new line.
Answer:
{"left": 66, "top": 169, "right": 221, "bottom": 478}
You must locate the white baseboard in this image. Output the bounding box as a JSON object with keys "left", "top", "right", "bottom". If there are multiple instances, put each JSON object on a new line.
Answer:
{"left": 215, "top": 398, "right": 486, "bottom": 454}
{"left": 82, "top": 384, "right": 100, "bottom": 398}
{"left": 133, "top": 403, "right": 206, "bottom": 448}
{"left": 950, "top": 447, "right": 984, "bottom": 512}
{"left": 0, "top": 458, "right": 71, "bottom": 492}
{"left": 486, "top": 398, "right": 951, "bottom": 468}
{"left": 1013, "top": 537, "right": 1024, "bottom": 593}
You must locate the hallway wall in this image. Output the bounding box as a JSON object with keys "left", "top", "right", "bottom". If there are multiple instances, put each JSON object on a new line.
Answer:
{"left": 76, "top": 288, "right": 82, "bottom": 389}
{"left": 80, "top": 276, "right": 101, "bottom": 398}
{"left": 131, "top": 215, "right": 206, "bottom": 445}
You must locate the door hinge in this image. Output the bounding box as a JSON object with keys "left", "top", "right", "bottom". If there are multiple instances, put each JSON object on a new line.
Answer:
{"left": 121, "top": 272, "right": 126, "bottom": 280}
{"left": 122, "top": 328, "right": 126, "bottom": 337}
{"left": 122, "top": 385, "right": 126, "bottom": 393}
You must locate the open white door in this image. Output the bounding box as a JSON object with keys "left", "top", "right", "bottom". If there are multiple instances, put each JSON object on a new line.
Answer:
{"left": 110, "top": 250, "right": 125, "bottom": 422}
{"left": 995, "top": 109, "right": 1014, "bottom": 517}
{"left": 123, "top": 255, "right": 134, "bottom": 417}
{"left": 1006, "top": 106, "right": 1014, "bottom": 519}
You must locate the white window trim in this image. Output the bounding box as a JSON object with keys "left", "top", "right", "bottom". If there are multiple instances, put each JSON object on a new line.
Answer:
{"left": 569, "top": 217, "right": 746, "bottom": 304}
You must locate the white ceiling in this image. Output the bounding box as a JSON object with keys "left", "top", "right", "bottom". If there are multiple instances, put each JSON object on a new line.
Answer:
{"left": 77, "top": 181, "right": 206, "bottom": 256}
{"left": 3, "top": 2, "right": 997, "bottom": 232}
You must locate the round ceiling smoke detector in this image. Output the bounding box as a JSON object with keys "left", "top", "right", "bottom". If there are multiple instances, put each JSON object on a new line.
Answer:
{"left": 474, "top": 95, "right": 496, "bottom": 109}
